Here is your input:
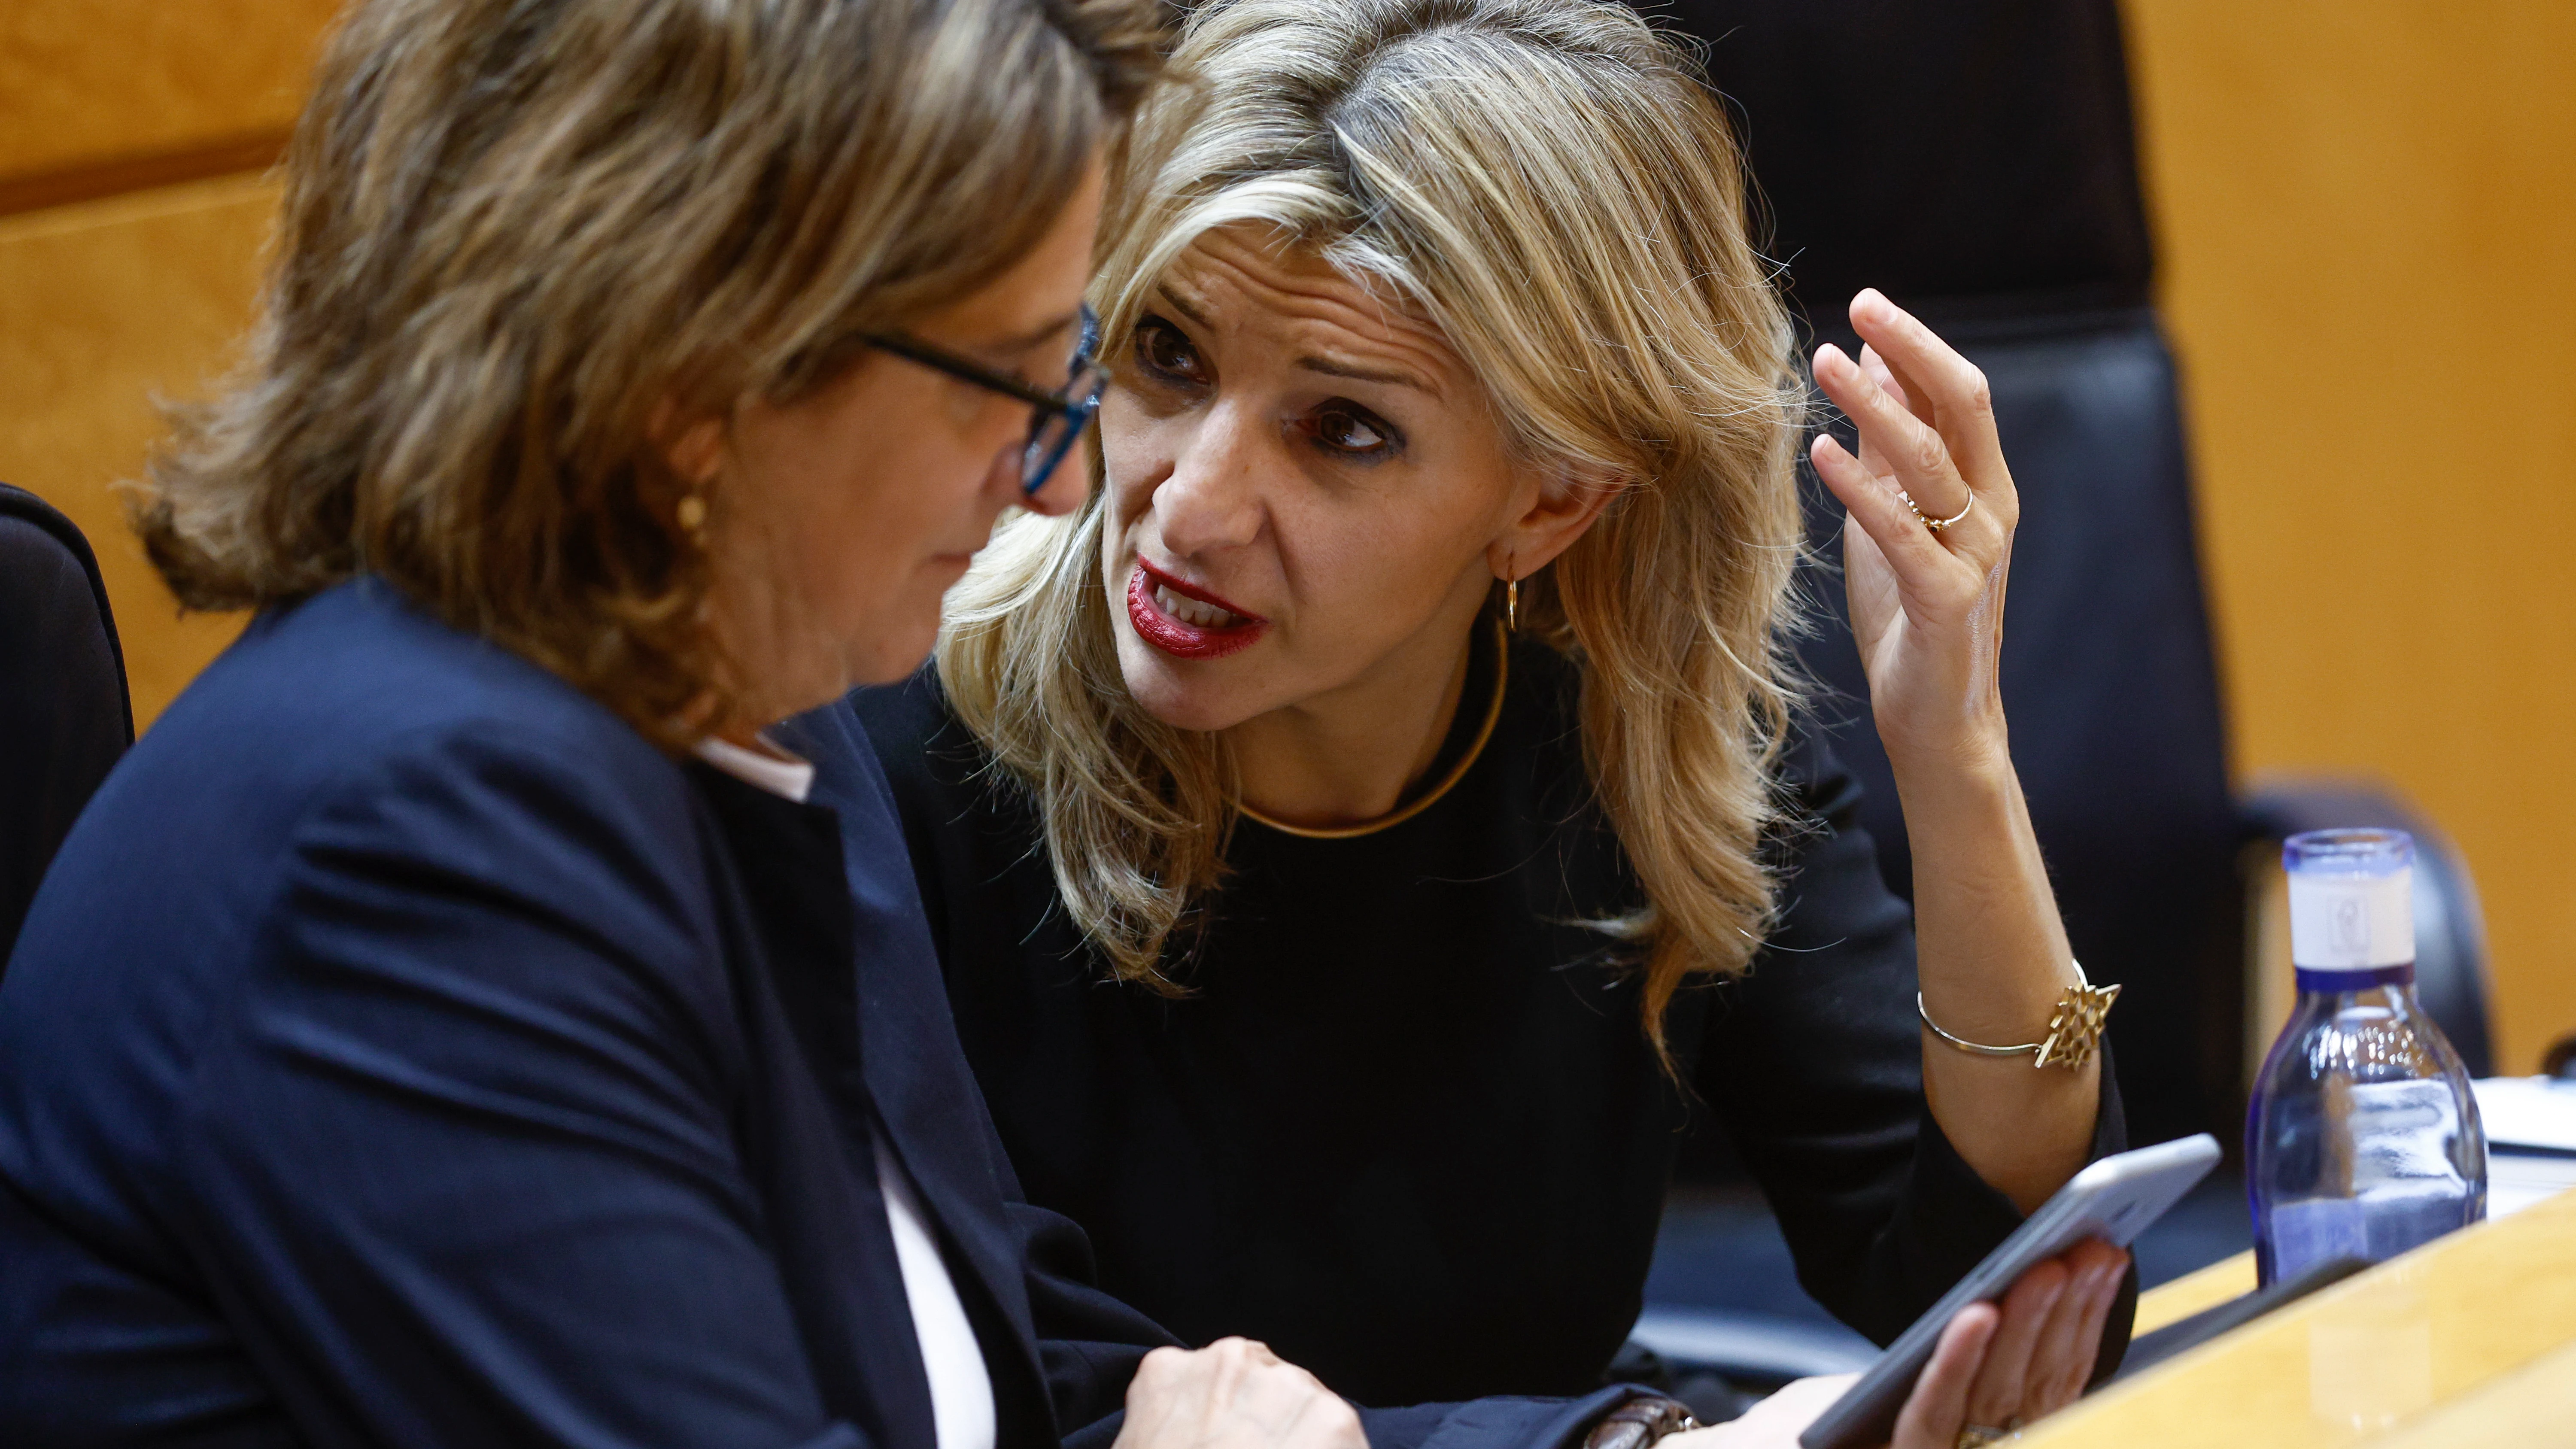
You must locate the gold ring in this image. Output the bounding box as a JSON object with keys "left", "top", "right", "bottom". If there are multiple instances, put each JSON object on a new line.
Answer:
{"left": 1955, "top": 1423, "right": 2019, "bottom": 1448}
{"left": 1899, "top": 488, "right": 1974, "bottom": 533}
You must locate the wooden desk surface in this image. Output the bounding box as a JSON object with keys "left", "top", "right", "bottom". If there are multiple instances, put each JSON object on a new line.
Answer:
{"left": 2026, "top": 1188, "right": 2576, "bottom": 1447}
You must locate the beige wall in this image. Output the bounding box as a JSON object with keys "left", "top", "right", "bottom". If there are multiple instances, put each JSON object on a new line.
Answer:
{"left": 0, "top": 1, "right": 337, "bottom": 723}
{"left": 2125, "top": 0, "right": 2576, "bottom": 1072}
{"left": 0, "top": 1, "right": 330, "bottom": 186}
{"left": 0, "top": 180, "right": 273, "bottom": 721}
{"left": 3, "top": 3, "right": 2569, "bottom": 1066}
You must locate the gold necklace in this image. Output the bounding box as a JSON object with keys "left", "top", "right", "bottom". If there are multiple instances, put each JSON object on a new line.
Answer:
{"left": 1233, "top": 618, "right": 1509, "bottom": 840}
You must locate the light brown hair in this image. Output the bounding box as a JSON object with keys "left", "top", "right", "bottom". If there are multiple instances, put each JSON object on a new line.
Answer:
{"left": 134, "top": 0, "right": 1170, "bottom": 744}
{"left": 939, "top": 0, "right": 1809, "bottom": 1062}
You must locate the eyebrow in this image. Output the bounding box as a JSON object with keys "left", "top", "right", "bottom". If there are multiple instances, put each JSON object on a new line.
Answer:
{"left": 1154, "top": 286, "right": 1211, "bottom": 329}
{"left": 1297, "top": 355, "right": 1434, "bottom": 395}
{"left": 1154, "top": 287, "right": 1435, "bottom": 396}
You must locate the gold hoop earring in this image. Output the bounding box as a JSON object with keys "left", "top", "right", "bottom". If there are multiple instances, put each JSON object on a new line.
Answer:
{"left": 1505, "top": 576, "right": 1520, "bottom": 633}
{"left": 676, "top": 490, "right": 708, "bottom": 541}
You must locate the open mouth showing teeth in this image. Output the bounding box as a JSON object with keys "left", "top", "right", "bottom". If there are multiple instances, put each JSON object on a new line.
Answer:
{"left": 1127, "top": 563, "right": 1267, "bottom": 660}
{"left": 1153, "top": 584, "right": 1250, "bottom": 630}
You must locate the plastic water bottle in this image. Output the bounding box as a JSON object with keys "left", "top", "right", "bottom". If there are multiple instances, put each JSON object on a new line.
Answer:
{"left": 2247, "top": 828, "right": 2485, "bottom": 1286}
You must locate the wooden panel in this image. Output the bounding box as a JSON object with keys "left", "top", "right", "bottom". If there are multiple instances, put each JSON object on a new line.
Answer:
{"left": 0, "top": 0, "right": 339, "bottom": 211}
{"left": 2025, "top": 1187, "right": 2576, "bottom": 1447}
{"left": 0, "top": 177, "right": 276, "bottom": 727}
{"left": 2124, "top": 0, "right": 2576, "bottom": 1072}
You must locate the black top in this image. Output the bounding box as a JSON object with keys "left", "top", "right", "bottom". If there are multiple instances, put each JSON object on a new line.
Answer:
{"left": 1655, "top": 0, "right": 2154, "bottom": 325}
{"left": 844, "top": 632, "right": 2125, "bottom": 1408}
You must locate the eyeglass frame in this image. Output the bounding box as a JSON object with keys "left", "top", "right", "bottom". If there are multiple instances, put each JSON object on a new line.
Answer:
{"left": 863, "top": 305, "right": 1103, "bottom": 498}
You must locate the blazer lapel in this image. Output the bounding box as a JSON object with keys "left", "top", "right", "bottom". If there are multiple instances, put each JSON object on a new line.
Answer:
{"left": 690, "top": 764, "right": 945, "bottom": 1449}
{"left": 779, "top": 707, "right": 1059, "bottom": 1446}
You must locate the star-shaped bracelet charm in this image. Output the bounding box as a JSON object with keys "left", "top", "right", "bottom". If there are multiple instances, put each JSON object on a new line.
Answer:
{"left": 2035, "top": 980, "right": 2122, "bottom": 1070}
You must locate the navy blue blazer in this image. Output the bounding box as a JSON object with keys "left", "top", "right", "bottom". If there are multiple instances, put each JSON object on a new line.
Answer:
{"left": 0, "top": 580, "right": 1633, "bottom": 1449}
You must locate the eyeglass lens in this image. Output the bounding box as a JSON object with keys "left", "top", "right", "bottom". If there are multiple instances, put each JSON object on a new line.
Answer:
{"left": 1021, "top": 358, "right": 1106, "bottom": 495}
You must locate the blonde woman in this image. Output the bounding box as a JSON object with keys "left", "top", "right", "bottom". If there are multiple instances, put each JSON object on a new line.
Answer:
{"left": 828, "top": 0, "right": 2133, "bottom": 1442}
{"left": 0, "top": 2, "right": 1373, "bottom": 1447}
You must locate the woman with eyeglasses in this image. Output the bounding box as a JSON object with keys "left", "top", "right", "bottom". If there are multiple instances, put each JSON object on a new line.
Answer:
{"left": 824, "top": 2, "right": 2138, "bottom": 1446}
{"left": 0, "top": 3, "right": 1390, "bottom": 1446}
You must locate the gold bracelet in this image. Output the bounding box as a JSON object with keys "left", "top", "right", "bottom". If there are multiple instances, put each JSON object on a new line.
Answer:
{"left": 1918, "top": 961, "right": 2120, "bottom": 1071}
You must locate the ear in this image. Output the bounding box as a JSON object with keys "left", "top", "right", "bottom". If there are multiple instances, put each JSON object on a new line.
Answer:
{"left": 647, "top": 395, "right": 727, "bottom": 489}
{"left": 1486, "top": 462, "right": 1620, "bottom": 583}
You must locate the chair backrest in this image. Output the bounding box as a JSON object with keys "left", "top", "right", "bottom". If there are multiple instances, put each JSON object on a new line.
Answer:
{"left": 1642, "top": 0, "right": 2244, "bottom": 1151}
{"left": 0, "top": 484, "right": 134, "bottom": 968}
{"left": 1670, "top": 0, "right": 2152, "bottom": 326}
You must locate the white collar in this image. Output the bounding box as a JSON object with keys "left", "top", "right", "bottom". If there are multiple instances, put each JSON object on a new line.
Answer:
{"left": 691, "top": 734, "right": 815, "bottom": 804}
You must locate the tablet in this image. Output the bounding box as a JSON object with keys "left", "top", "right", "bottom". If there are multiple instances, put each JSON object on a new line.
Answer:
{"left": 2108, "top": 1253, "right": 2366, "bottom": 1382}
{"left": 1796, "top": 1133, "right": 2222, "bottom": 1449}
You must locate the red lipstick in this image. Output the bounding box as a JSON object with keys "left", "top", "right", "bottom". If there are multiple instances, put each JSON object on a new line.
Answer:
{"left": 1126, "top": 559, "right": 1268, "bottom": 660}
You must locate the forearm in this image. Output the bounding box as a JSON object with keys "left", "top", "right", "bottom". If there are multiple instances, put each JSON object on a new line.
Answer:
{"left": 1890, "top": 736, "right": 2098, "bottom": 1214}
{"left": 1806, "top": 294, "right": 2105, "bottom": 1215}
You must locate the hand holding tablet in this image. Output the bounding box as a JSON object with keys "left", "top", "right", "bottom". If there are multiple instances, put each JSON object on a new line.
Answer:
{"left": 1660, "top": 1136, "right": 2220, "bottom": 1449}
{"left": 1798, "top": 1134, "right": 2221, "bottom": 1449}
{"left": 1668, "top": 1241, "right": 2129, "bottom": 1449}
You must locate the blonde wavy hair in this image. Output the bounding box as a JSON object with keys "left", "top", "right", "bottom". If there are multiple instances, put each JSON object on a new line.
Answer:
{"left": 941, "top": 0, "right": 1809, "bottom": 1059}
{"left": 131, "top": 0, "right": 1169, "bottom": 747}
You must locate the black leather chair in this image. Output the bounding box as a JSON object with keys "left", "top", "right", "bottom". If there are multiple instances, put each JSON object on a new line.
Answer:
{"left": 1654, "top": 0, "right": 2242, "bottom": 1148}
{"left": 0, "top": 484, "right": 134, "bottom": 967}
{"left": 1622, "top": 0, "right": 2494, "bottom": 1406}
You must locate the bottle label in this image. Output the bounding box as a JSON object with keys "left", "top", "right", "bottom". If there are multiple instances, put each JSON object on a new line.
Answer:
{"left": 2288, "top": 865, "right": 2412, "bottom": 969}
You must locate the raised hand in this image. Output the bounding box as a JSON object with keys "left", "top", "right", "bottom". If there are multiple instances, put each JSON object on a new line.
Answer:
{"left": 1802, "top": 289, "right": 2098, "bottom": 1217}
{"left": 1806, "top": 289, "right": 2019, "bottom": 780}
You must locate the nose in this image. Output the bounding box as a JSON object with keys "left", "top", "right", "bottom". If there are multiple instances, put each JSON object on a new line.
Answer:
{"left": 1151, "top": 401, "right": 1267, "bottom": 559}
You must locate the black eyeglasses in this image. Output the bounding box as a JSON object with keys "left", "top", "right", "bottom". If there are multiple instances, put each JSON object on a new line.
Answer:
{"left": 866, "top": 305, "right": 1104, "bottom": 497}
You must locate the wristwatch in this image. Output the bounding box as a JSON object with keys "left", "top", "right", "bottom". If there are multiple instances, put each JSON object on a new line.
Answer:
{"left": 1584, "top": 1397, "right": 1701, "bottom": 1449}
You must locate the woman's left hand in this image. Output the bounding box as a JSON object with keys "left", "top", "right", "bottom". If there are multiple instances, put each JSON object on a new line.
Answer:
{"left": 1670, "top": 1239, "right": 2132, "bottom": 1449}
{"left": 1806, "top": 289, "right": 2020, "bottom": 778}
